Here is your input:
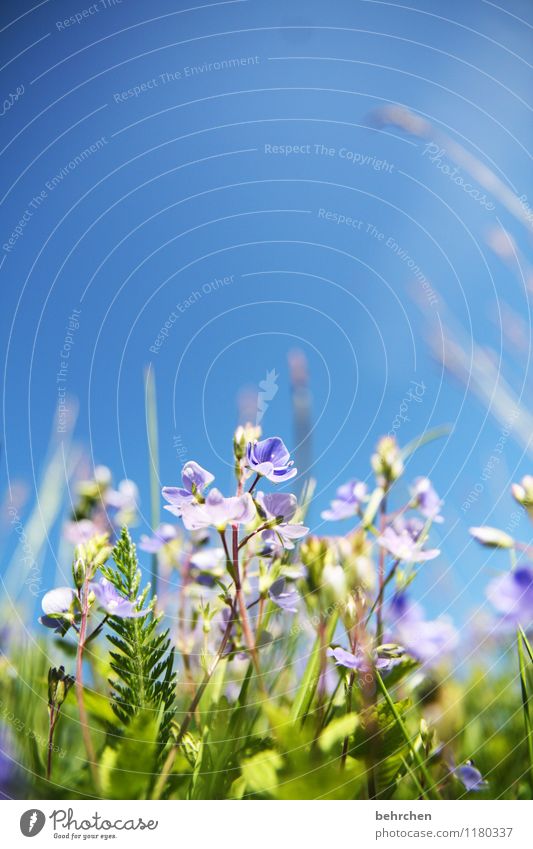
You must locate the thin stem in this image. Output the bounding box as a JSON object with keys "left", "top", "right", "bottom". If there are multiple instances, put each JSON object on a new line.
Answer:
{"left": 218, "top": 529, "right": 231, "bottom": 565}
{"left": 341, "top": 671, "right": 355, "bottom": 767}
{"left": 375, "top": 669, "right": 440, "bottom": 800}
{"left": 366, "top": 559, "right": 400, "bottom": 627}
{"left": 517, "top": 627, "right": 533, "bottom": 796}
{"left": 232, "top": 524, "right": 259, "bottom": 671}
{"left": 376, "top": 493, "right": 388, "bottom": 644}
{"left": 238, "top": 523, "right": 271, "bottom": 551}
{"left": 75, "top": 579, "right": 101, "bottom": 793}
{"left": 46, "top": 709, "right": 57, "bottom": 781}
{"left": 247, "top": 473, "right": 261, "bottom": 494}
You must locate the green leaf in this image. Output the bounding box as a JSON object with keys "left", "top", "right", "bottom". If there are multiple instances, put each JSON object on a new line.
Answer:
{"left": 241, "top": 750, "right": 283, "bottom": 796}
{"left": 318, "top": 713, "right": 359, "bottom": 753}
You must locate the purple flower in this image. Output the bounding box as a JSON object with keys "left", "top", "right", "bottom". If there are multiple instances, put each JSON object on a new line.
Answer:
{"left": 411, "top": 477, "right": 444, "bottom": 523}
{"left": 321, "top": 480, "right": 368, "bottom": 521}
{"left": 262, "top": 524, "right": 308, "bottom": 551}
{"left": 162, "top": 461, "right": 215, "bottom": 517}
{"left": 486, "top": 566, "right": 533, "bottom": 626}
{"left": 256, "top": 491, "right": 297, "bottom": 521}
{"left": 387, "top": 593, "right": 458, "bottom": 665}
{"left": 105, "top": 479, "right": 138, "bottom": 511}
{"left": 89, "top": 578, "right": 148, "bottom": 618}
{"left": 327, "top": 646, "right": 395, "bottom": 672}
{"left": 392, "top": 515, "right": 425, "bottom": 540}
{"left": 139, "top": 523, "right": 178, "bottom": 553}
{"left": 269, "top": 578, "right": 299, "bottom": 613}
{"left": 180, "top": 488, "right": 256, "bottom": 530}
{"left": 63, "top": 519, "right": 100, "bottom": 545}
{"left": 246, "top": 437, "right": 297, "bottom": 483}
{"left": 39, "top": 587, "right": 79, "bottom": 631}
{"left": 189, "top": 547, "right": 226, "bottom": 586}
{"left": 378, "top": 526, "right": 440, "bottom": 563}
{"left": 255, "top": 491, "right": 308, "bottom": 551}
{"left": 454, "top": 762, "right": 488, "bottom": 792}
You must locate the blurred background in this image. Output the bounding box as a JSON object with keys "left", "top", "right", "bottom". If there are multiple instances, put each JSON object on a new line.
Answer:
{"left": 1, "top": 0, "right": 532, "bottom": 627}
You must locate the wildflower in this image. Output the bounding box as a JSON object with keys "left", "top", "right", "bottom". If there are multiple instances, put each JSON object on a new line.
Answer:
{"left": 63, "top": 519, "right": 100, "bottom": 545}
{"left": 245, "top": 436, "right": 297, "bottom": 483}
{"left": 190, "top": 547, "right": 226, "bottom": 586}
{"left": 327, "top": 645, "right": 398, "bottom": 672}
{"left": 255, "top": 491, "right": 308, "bottom": 550}
{"left": 269, "top": 577, "right": 299, "bottom": 613}
{"left": 411, "top": 477, "right": 444, "bottom": 523}
{"left": 162, "top": 461, "right": 215, "bottom": 516}
{"left": 392, "top": 514, "right": 425, "bottom": 540}
{"left": 234, "top": 423, "right": 262, "bottom": 461}
{"left": 180, "top": 488, "right": 256, "bottom": 531}
{"left": 39, "top": 587, "right": 79, "bottom": 632}
{"left": 262, "top": 524, "right": 308, "bottom": 551}
{"left": 454, "top": 761, "right": 488, "bottom": 792}
{"left": 89, "top": 578, "right": 148, "bottom": 618}
{"left": 105, "top": 479, "right": 138, "bottom": 512}
{"left": 486, "top": 566, "right": 533, "bottom": 626}
{"left": 378, "top": 525, "right": 440, "bottom": 562}
{"left": 321, "top": 480, "right": 368, "bottom": 521}
{"left": 139, "top": 523, "right": 178, "bottom": 553}
{"left": 470, "top": 526, "right": 514, "bottom": 549}
{"left": 387, "top": 593, "right": 458, "bottom": 665}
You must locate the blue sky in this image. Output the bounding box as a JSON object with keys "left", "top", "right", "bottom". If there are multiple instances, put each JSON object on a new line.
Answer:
{"left": 1, "top": 0, "right": 532, "bottom": 625}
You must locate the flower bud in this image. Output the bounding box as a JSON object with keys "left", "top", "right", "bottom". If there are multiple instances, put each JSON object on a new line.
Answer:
{"left": 72, "top": 557, "right": 86, "bottom": 589}
{"left": 511, "top": 475, "right": 533, "bottom": 509}
{"left": 233, "top": 423, "right": 262, "bottom": 462}
{"left": 470, "top": 526, "right": 514, "bottom": 549}
{"left": 371, "top": 436, "right": 404, "bottom": 486}
{"left": 48, "top": 665, "right": 74, "bottom": 712}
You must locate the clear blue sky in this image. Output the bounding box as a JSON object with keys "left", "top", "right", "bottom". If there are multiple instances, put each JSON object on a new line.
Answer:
{"left": 1, "top": 0, "right": 532, "bottom": 626}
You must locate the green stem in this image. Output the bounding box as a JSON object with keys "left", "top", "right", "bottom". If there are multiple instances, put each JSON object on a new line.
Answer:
{"left": 75, "top": 580, "right": 101, "bottom": 793}
{"left": 145, "top": 366, "right": 160, "bottom": 600}
{"left": 375, "top": 669, "right": 440, "bottom": 800}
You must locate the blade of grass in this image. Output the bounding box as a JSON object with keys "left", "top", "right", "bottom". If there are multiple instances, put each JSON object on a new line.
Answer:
{"left": 144, "top": 366, "right": 160, "bottom": 600}
{"left": 519, "top": 625, "right": 533, "bottom": 665}
{"left": 375, "top": 669, "right": 440, "bottom": 800}
{"left": 290, "top": 612, "right": 338, "bottom": 722}
{"left": 517, "top": 628, "right": 533, "bottom": 796}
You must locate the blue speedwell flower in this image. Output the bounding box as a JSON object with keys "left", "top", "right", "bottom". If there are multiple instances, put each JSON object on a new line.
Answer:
{"left": 245, "top": 437, "right": 297, "bottom": 483}
{"left": 89, "top": 578, "right": 148, "bottom": 618}
{"left": 255, "top": 491, "right": 308, "bottom": 551}
{"left": 378, "top": 525, "right": 440, "bottom": 562}
{"left": 410, "top": 477, "right": 444, "bottom": 523}
{"left": 162, "top": 461, "right": 215, "bottom": 517}
{"left": 139, "top": 523, "right": 178, "bottom": 553}
{"left": 268, "top": 578, "right": 299, "bottom": 613}
{"left": 454, "top": 761, "right": 488, "bottom": 792}
{"left": 321, "top": 480, "right": 368, "bottom": 521}
{"left": 327, "top": 646, "right": 398, "bottom": 673}
{"left": 180, "top": 488, "right": 256, "bottom": 531}
{"left": 386, "top": 593, "right": 458, "bottom": 666}
{"left": 486, "top": 565, "right": 533, "bottom": 627}
{"left": 39, "top": 587, "right": 79, "bottom": 632}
